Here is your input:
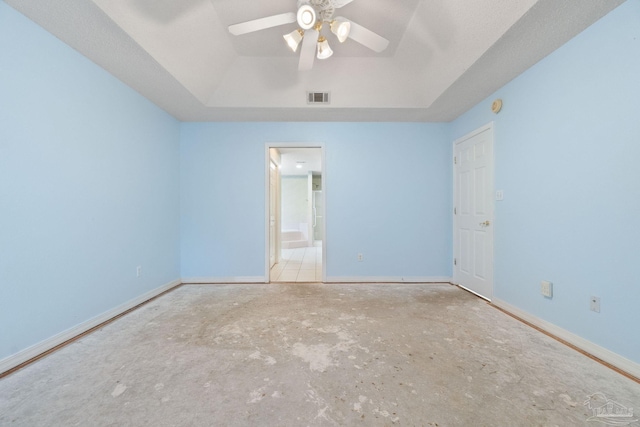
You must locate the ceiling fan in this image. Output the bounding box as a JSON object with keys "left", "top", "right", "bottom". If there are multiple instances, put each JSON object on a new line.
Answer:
{"left": 228, "top": 0, "right": 389, "bottom": 71}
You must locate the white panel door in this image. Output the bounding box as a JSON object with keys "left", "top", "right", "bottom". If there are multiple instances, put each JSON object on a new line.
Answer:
{"left": 454, "top": 124, "right": 494, "bottom": 300}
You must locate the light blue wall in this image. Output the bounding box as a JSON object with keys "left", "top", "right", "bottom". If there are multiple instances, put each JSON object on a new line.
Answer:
{"left": 0, "top": 3, "right": 181, "bottom": 360}
{"left": 450, "top": 0, "right": 640, "bottom": 363}
{"left": 180, "top": 123, "right": 452, "bottom": 280}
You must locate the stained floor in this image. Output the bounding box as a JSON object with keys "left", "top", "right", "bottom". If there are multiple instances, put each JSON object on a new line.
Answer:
{"left": 1, "top": 284, "right": 638, "bottom": 426}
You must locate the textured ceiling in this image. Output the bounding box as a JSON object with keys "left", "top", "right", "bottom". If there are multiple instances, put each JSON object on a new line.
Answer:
{"left": 4, "top": 0, "right": 625, "bottom": 122}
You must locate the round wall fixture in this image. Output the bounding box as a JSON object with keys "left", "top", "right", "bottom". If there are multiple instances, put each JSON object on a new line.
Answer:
{"left": 491, "top": 99, "right": 503, "bottom": 114}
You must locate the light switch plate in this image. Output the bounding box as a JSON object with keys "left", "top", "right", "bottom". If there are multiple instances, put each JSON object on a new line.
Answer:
{"left": 541, "top": 281, "right": 553, "bottom": 298}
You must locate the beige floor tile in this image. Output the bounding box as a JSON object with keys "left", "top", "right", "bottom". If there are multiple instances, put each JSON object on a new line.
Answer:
{"left": 278, "top": 271, "right": 298, "bottom": 282}
{"left": 272, "top": 244, "right": 323, "bottom": 282}
{"left": 296, "top": 271, "right": 316, "bottom": 282}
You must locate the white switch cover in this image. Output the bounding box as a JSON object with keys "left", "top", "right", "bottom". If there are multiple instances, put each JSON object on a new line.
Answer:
{"left": 541, "top": 281, "right": 553, "bottom": 298}
{"left": 496, "top": 190, "right": 504, "bottom": 201}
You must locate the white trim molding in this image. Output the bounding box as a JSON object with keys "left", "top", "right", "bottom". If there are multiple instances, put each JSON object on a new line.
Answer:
{"left": 325, "top": 276, "right": 452, "bottom": 284}
{"left": 0, "top": 279, "right": 181, "bottom": 376}
{"left": 492, "top": 298, "right": 640, "bottom": 380}
{"left": 181, "top": 276, "right": 266, "bottom": 284}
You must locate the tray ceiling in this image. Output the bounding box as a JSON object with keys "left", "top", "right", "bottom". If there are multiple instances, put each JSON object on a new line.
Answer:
{"left": 5, "top": 0, "right": 625, "bottom": 122}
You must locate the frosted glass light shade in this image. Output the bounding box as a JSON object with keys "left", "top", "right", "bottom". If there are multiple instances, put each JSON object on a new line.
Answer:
{"left": 316, "top": 37, "right": 333, "bottom": 59}
{"left": 283, "top": 29, "right": 304, "bottom": 52}
{"left": 330, "top": 20, "right": 351, "bottom": 43}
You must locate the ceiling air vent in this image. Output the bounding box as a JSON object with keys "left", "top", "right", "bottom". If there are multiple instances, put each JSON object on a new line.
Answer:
{"left": 307, "top": 91, "right": 330, "bottom": 105}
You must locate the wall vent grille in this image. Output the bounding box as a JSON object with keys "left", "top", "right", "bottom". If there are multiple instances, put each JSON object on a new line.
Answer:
{"left": 307, "top": 92, "right": 330, "bottom": 104}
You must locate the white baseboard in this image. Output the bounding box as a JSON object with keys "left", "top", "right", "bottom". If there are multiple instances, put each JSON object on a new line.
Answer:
{"left": 324, "top": 276, "right": 452, "bottom": 283}
{"left": 0, "top": 279, "right": 182, "bottom": 376}
{"left": 492, "top": 298, "right": 640, "bottom": 380}
{"left": 181, "top": 276, "right": 266, "bottom": 284}
{"left": 183, "top": 277, "right": 453, "bottom": 285}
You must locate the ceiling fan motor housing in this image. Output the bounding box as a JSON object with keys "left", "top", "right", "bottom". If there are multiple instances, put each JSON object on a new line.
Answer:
{"left": 298, "top": 0, "right": 336, "bottom": 23}
{"left": 296, "top": 5, "right": 316, "bottom": 29}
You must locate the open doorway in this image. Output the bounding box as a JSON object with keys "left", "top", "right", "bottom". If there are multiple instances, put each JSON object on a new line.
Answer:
{"left": 265, "top": 145, "right": 325, "bottom": 283}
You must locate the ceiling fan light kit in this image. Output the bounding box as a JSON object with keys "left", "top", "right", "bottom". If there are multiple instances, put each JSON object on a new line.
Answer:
{"left": 228, "top": 0, "right": 388, "bottom": 70}
{"left": 330, "top": 19, "right": 351, "bottom": 43}
{"left": 317, "top": 36, "right": 333, "bottom": 59}
{"left": 283, "top": 29, "right": 304, "bottom": 52}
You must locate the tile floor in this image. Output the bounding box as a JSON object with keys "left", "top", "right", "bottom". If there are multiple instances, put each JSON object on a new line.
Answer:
{"left": 270, "top": 244, "right": 322, "bottom": 282}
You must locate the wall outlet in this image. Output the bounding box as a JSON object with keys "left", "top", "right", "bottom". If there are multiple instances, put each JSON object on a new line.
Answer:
{"left": 136, "top": 266, "right": 142, "bottom": 277}
{"left": 496, "top": 190, "right": 504, "bottom": 201}
{"left": 357, "top": 253, "right": 364, "bottom": 262}
{"left": 541, "top": 281, "right": 553, "bottom": 298}
{"left": 590, "top": 296, "right": 600, "bottom": 313}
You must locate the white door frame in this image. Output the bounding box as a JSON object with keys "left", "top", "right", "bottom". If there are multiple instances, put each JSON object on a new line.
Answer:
{"left": 269, "top": 156, "right": 279, "bottom": 269}
{"left": 452, "top": 122, "right": 495, "bottom": 299}
{"left": 264, "top": 143, "right": 326, "bottom": 283}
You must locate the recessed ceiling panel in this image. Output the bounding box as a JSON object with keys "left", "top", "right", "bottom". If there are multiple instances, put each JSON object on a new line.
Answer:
{"left": 92, "top": 0, "right": 235, "bottom": 103}
{"left": 211, "top": 0, "right": 421, "bottom": 57}
{"left": 3, "top": 0, "right": 626, "bottom": 121}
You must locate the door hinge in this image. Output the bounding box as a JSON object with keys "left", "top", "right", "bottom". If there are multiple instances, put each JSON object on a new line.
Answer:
{"left": 454, "top": 156, "right": 457, "bottom": 165}
{"left": 454, "top": 258, "right": 457, "bottom": 266}
{"left": 454, "top": 207, "right": 457, "bottom": 215}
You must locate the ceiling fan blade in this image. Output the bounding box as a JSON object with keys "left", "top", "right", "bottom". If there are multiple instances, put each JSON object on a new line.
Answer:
{"left": 332, "top": 0, "right": 356, "bottom": 8}
{"left": 335, "top": 16, "right": 389, "bottom": 53}
{"left": 298, "top": 28, "right": 318, "bottom": 71}
{"left": 228, "top": 12, "right": 296, "bottom": 36}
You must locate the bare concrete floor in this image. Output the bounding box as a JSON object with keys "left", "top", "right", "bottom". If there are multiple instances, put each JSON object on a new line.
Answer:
{"left": 1, "top": 284, "right": 638, "bottom": 426}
